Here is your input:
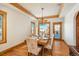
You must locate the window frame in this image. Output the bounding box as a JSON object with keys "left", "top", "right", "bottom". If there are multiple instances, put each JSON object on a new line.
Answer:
{"left": 0, "top": 10, "right": 7, "bottom": 44}
{"left": 38, "top": 21, "right": 50, "bottom": 39}
{"left": 31, "top": 22, "right": 36, "bottom": 35}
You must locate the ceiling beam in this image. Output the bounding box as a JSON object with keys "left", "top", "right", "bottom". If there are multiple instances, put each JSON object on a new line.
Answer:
{"left": 10, "top": 3, "right": 59, "bottom": 19}
{"left": 57, "top": 4, "right": 64, "bottom": 17}
{"left": 37, "top": 15, "right": 59, "bottom": 19}
{"left": 10, "top": 3, "right": 37, "bottom": 19}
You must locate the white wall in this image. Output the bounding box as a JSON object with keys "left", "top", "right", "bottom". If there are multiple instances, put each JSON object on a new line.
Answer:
{"left": 64, "top": 4, "right": 79, "bottom": 46}
{"left": 0, "top": 4, "right": 36, "bottom": 52}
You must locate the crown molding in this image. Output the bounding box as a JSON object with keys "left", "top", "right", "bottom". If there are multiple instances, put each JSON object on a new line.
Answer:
{"left": 10, "top": 3, "right": 37, "bottom": 19}
{"left": 10, "top": 3, "right": 59, "bottom": 19}
{"left": 37, "top": 15, "right": 59, "bottom": 19}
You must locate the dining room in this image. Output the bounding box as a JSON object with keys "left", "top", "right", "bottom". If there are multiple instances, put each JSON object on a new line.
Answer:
{"left": 0, "top": 3, "right": 77, "bottom": 56}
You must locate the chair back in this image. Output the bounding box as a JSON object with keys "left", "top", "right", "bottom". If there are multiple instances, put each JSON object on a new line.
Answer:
{"left": 26, "top": 38, "right": 38, "bottom": 54}
{"left": 45, "top": 39, "right": 53, "bottom": 49}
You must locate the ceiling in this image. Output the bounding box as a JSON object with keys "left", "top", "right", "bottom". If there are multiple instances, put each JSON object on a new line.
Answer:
{"left": 9, "top": 3, "right": 76, "bottom": 18}
{"left": 20, "top": 3, "right": 61, "bottom": 17}
{"left": 0, "top": 3, "right": 76, "bottom": 20}
{"left": 20, "top": 3, "right": 76, "bottom": 18}
{"left": 60, "top": 3, "right": 76, "bottom": 17}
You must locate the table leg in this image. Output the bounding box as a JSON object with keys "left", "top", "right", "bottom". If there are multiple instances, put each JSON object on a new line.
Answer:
{"left": 42, "top": 46, "right": 44, "bottom": 56}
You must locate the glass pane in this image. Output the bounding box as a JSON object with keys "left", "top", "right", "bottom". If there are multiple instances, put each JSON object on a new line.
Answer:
{"left": 0, "top": 15, "right": 2, "bottom": 40}
{"left": 39, "top": 23, "right": 49, "bottom": 39}
{"left": 32, "top": 23, "right": 35, "bottom": 34}
{"left": 54, "top": 24, "right": 60, "bottom": 39}
{"left": 40, "top": 24, "right": 49, "bottom": 33}
{"left": 55, "top": 24, "right": 60, "bottom": 33}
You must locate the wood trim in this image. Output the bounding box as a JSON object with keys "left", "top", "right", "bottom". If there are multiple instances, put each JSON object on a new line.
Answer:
{"left": 76, "top": 12, "right": 79, "bottom": 48}
{"left": 37, "top": 15, "right": 59, "bottom": 19}
{"left": 10, "top": 3, "right": 59, "bottom": 19}
{"left": 0, "top": 41, "right": 25, "bottom": 56}
{"left": 0, "top": 10, "right": 7, "bottom": 44}
{"left": 10, "top": 3, "right": 61, "bottom": 19}
{"left": 31, "top": 22, "right": 36, "bottom": 35}
{"left": 62, "top": 40, "right": 69, "bottom": 48}
{"left": 10, "top": 3, "right": 37, "bottom": 19}
{"left": 53, "top": 22, "right": 63, "bottom": 40}
{"left": 57, "top": 4, "right": 64, "bottom": 17}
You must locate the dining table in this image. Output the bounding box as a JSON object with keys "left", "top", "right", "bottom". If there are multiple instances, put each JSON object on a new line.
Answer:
{"left": 37, "top": 39, "right": 48, "bottom": 55}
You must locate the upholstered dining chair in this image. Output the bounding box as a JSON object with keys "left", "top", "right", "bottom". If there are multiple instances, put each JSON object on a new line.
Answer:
{"left": 26, "top": 38, "right": 42, "bottom": 56}
{"left": 44, "top": 39, "right": 53, "bottom": 55}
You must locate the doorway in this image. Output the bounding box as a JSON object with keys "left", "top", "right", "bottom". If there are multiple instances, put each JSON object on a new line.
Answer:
{"left": 53, "top": 22, "right": 62, "bottom": 40}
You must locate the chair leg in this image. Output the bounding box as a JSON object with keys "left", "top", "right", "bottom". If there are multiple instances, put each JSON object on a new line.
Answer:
{"left": 42, "top": 46, "right": 45, "bottom": 56}
{"left": 50, "top": 49, "right": 52, "bottom": 56}
{"left": 28, "top": 52, "right": 37, "bottom": 56}
{"left": 28, "top": 52, "right": 30, "bottom": 56}
{"left": 28, "top": 52, "right": 33, "bottom": 56}
{"left": 42, "top": 47, "right": 44, "bottom": 56}
{"left": 44, "top": 49, "right": 52, "bottom": 56}
{"left": 38, "top": 50, "right": 42, "bottom": 56}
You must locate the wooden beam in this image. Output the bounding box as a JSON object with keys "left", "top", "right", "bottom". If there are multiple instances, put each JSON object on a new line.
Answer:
{"left": 57, "top": 4, "right": 64, "bottom": 17}
{"left": 10, "top": 3, "right": 37, "bottom": 19}
{"left": 37, "top": 15, "right": 59, "bottom": 19}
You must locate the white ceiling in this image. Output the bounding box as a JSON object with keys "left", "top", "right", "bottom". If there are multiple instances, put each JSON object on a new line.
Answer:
{"left": 20, "top": 3, "right": 76, "bottom": 17}
{"left": 20, "top": 3, "right": 60, "bottom": 17}
{"left": 60, "top": 3, "right": 76, "bottom": 17}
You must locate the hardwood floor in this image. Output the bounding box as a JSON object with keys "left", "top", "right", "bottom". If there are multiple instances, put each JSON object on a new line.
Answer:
{"left": 53, "top": 40, "right": 69, "bottom": 56}
{"left": 1, "top": 43, "right": 28, "bottom": 56}
{"left": 1, "top": 40, "right": 69, "bottom": 56}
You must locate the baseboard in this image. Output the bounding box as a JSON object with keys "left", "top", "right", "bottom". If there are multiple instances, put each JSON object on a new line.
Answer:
{"left": 62, "top": 40, "right": 69, "bottom": 47}
{"left": 54, "top": 39, "right": 64, "bottom": 41}
{"left": 0, "top": 40, "right": 25, "bottom": 56}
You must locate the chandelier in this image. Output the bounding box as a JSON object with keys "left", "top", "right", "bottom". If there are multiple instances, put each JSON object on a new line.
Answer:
{"left": 41, "top": 8, "right": 44, "bottom": 24}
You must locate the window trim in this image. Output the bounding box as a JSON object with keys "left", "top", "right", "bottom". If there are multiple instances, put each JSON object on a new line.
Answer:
{"left": 0, "top": 10, "right": 7, "bottom": 44}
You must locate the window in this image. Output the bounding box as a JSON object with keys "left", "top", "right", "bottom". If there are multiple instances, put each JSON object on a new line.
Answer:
{"left": 31, "top": 22, "right": 35, "bottom": 35}
{"left": 38, "top": 22, "right": 50, "bottom": 39}
{"left": 0, "top": 10, "right": 7, "bottom": 44}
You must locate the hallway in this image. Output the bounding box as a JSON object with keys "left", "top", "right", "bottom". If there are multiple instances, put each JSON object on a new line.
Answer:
{"left": 1, "top": 40, "right": 69, "bottom": 56}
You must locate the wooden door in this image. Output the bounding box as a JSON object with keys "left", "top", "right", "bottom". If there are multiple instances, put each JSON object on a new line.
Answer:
{"left": 76, "top": 12, "right": 79, "bottom": 48}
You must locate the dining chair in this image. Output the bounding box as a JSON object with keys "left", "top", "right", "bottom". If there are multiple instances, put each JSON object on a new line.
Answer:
{"left": 26, "top": 38, "right": 42, "bottom": 56}
{"left": 44, "top": 38, "right": 53, "bottom": 55}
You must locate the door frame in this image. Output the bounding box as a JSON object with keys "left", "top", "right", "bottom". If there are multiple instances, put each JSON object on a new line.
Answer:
{"left": 76, "top": 12, "right": 79, "bottom": 47}
{"left": 53, "top": 22, "right": 62, "bottom": 40}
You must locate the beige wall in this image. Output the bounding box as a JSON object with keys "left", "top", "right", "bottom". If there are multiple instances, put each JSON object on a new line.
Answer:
{"left": 0, "top": 4, "right": 36, "bottom": 52}
{"left": 64, "top": 4, "right": 79, "bottom": 46}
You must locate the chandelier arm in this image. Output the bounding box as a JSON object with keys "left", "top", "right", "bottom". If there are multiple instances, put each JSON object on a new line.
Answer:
{"left": 41, "top": 8, "right": 44, "bottom": 24}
